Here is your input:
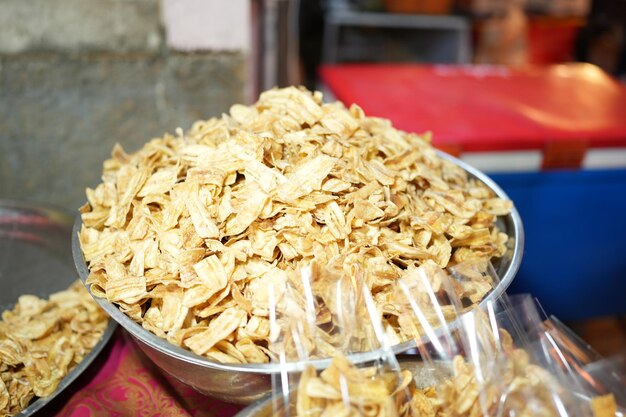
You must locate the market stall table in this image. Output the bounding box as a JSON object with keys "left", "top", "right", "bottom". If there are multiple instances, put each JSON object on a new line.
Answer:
{"left": 320, "top": 63, "right": 626, "bottom": 319}
{"left": 320, "top": 63, "right": 626, "bottom": 162}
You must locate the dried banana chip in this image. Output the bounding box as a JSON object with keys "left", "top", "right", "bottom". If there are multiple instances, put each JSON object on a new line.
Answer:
{"left": 276, "top": 154, "right": 338, "bottom": 203}
{"left": 184, "top": 307, "right": 247, "bottom": 355}
{"left": 591, "top": 394, "right": 617, "bottom": 417}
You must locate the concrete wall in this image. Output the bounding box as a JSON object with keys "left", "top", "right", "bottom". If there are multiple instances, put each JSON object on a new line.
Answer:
{"left": 0, "top": 0, "right": 249, "bottom": 210}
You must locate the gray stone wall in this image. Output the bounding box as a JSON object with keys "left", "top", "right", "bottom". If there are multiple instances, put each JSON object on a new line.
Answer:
{"left": 0, "top": 0, "right": 248, "bottom": 210}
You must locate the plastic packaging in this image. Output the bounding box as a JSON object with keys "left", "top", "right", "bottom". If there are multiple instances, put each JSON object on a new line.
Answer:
{"left": 259, "top": 261, "right": 623, "bottom": 417}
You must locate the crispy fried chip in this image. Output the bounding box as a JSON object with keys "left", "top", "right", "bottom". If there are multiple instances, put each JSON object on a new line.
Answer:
{"left": 591, "top": 394, "right": 617, "bottom": 417}
{"left": 276, "top": 154, "right": 338, "bottom": 203}
{"left": 79, "top": 86, "right": 513, "bottom": 363}
{"left": 184, "top": 307, "right": 247, "bottom": 355}
{"left": 0, "top": 282, "right": 108, "bottom": 417}
{"left": 292, "top": 330, "right": 619, "bottom": 417}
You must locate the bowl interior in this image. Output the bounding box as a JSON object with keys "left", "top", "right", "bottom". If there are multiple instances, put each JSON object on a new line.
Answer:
{"left": 0, "top": 201, "right": 76, "bottom": 310}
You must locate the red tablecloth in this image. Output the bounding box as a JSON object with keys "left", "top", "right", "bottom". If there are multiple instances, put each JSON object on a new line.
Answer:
{"left": 51, "top": 330, "right": 243, "bottom": 417}
{"left": 319, "top": 64, "right": 626, "bottom": 153}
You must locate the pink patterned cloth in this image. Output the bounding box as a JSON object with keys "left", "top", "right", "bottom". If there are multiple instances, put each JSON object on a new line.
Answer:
{"left": 53, "top": 330, "right": 243, "bottom": 417}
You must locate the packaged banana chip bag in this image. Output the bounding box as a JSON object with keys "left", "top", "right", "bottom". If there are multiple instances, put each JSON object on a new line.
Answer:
{"left": 262, "top": 262, "right": 623, "bottom": 417}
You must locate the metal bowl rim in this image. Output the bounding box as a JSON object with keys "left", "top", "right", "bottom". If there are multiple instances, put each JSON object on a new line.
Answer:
{"left": 72, "top": 150, "right": 524, "bottom": 374}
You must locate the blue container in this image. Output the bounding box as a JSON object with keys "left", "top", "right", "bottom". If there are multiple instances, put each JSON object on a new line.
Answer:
{"left": 490, "top": 169, "right": 626, "bottom": 320}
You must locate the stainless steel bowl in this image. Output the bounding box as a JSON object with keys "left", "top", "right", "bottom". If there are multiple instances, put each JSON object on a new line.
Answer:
{"left": 72, "top": 151, "right": 524, "bottom": 404}
{"left": 0, "top": 199, "right": 116, "bottom": 416}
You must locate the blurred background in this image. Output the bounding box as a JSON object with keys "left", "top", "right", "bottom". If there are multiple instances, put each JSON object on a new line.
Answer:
{"left": 0, "top": 0, "right": 625, "bottom": 355}
{"left": 298, "top": 0, "right": 626, "bottom": 88}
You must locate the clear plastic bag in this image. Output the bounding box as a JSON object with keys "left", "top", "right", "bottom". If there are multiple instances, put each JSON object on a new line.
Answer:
{"left": 259, "top": 261, "right": 623, "bottom": 417}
